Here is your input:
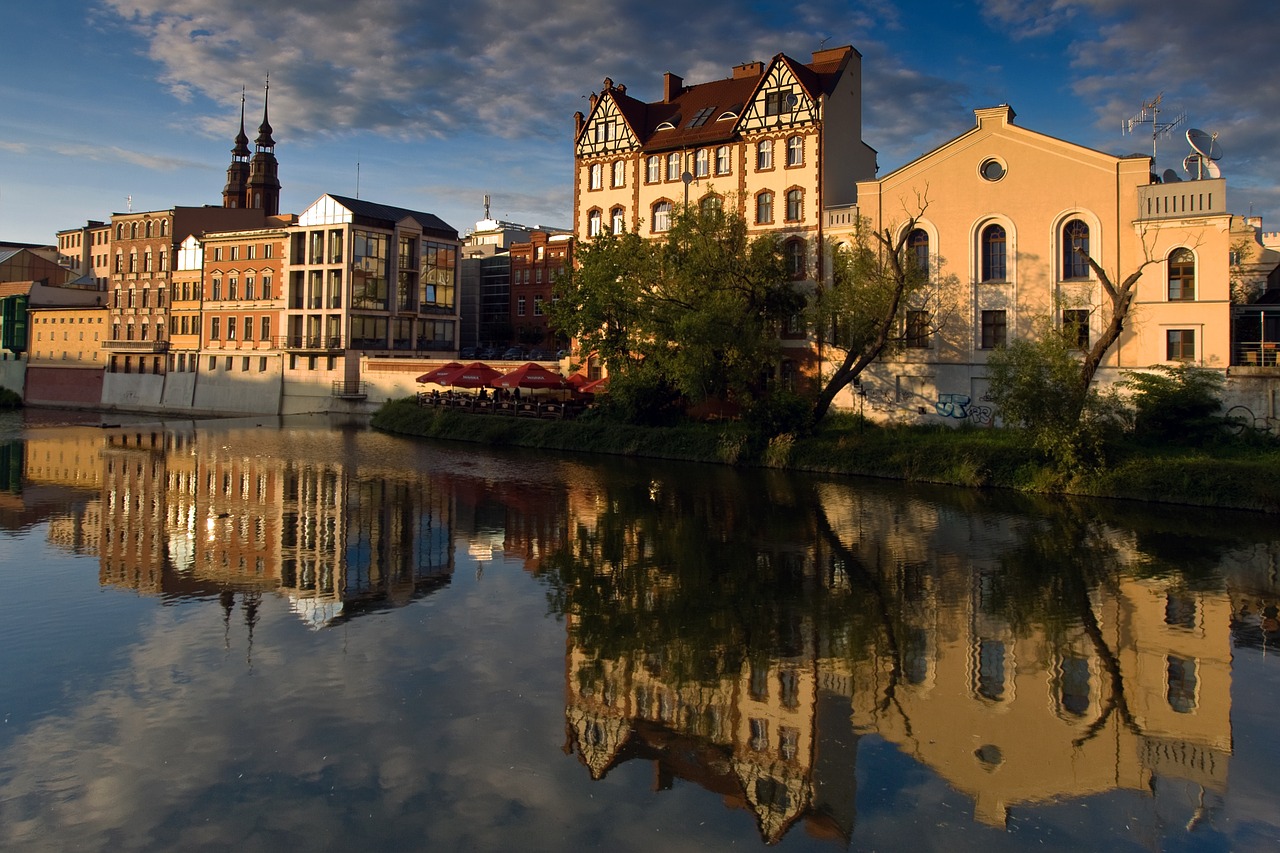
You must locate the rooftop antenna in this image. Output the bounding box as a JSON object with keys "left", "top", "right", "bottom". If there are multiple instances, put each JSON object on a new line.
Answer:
{"left": 126, "top": 194, "right": 133, "bottom": 212}
{"left": 1123, "top": 93, "right": 1186, "bottom": 166}
{"left": 484, "top": 194, "right": 491, "bottom": 219}
{"left": 355, "top": 150, "right": 360, "bottom": 199}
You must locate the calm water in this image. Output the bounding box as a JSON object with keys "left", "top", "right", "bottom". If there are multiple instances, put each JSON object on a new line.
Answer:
{"left": 1, "top": 410, "right": 1279, "bottom": 852}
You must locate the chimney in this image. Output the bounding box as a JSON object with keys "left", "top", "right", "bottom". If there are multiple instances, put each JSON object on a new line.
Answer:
{"left": 663, "top": 72, "right": 683, "bottom": 103}
{"left": 732, "top": 61, "right": 763, "bottom": 79}
{"left": 574, "top": 111, "right": 584, "bottom": 135}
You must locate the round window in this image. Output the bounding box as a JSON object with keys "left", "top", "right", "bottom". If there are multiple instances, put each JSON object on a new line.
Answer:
{"left": 981, "top": 159, "right": 1006, "bottom": 181}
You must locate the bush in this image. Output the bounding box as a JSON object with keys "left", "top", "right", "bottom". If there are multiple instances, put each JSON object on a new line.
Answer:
{"left": 1118, "top": 365, "right": 1226, "bottom": 444}
{"left": 0, "top": 387, "right": 22, "bottom": 409}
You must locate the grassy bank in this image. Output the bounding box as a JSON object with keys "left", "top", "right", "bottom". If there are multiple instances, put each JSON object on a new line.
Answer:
{"left": 372, "top": 398, "right": 1280, "bottom": 512}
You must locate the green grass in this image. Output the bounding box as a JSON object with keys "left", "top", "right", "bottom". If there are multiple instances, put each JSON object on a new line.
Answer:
{"left": 372, "top": 398, "right": 1280, "bottom": 512}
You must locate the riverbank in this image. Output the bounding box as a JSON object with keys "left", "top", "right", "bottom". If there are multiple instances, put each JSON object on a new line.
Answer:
{"left": 371, "top": 397, "right": 1280, "bottom": 513}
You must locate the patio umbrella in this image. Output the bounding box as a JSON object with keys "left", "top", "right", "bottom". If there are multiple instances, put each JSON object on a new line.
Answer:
{"left": 578, "top": 375, "right": 610, "bottom": 394}
{"left": 492, "top": 362, "right": 568, "bottom": 390}
{"left": 438, "top": 361, "right": 503, "bottom": 388}
{"left": 416, "top": 362, "right": 463, "bottom": 384}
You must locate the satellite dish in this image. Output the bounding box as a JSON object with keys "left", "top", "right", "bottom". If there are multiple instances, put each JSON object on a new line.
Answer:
{"left": 1187, "top": 128, "right": 1222, "bottom": 161}
{"left": 1162, "top": 168, "right": 1182, "bottom": 183}
{"left": 1183, "top": 153, "right": 1202, "bottom": 177}
{"left": 1204, "top": 159, "right": 1222, "bottom": 178}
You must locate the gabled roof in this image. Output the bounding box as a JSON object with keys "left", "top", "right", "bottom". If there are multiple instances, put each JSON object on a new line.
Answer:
{"left": 325, "top": 194, "right": 458, "bottom": 240}
{"left": 581, "top": 46, "right": 855, "bottom": 153}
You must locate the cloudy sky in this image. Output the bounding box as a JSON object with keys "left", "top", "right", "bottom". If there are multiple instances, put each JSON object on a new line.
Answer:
{"left": 2, "top": 0, "right": 1276, "bottom": 244}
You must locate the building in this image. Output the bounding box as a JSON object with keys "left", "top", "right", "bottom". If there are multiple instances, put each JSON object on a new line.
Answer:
{"left": 105, "top": 206, "right": 266, "bottom": 376}
{"left": 55, "top": 221, "right": 111, "bottom": 289}
{"left": 283, "top": 194, "right": 461, "bottom": 390}
{"left": 460, "top": 204, "right": 540, "bottom": 350}
{"left": 197, "top": 219, "right": 293, "bottom": 372}
{"left": 572, "top": 45, "right": 877, "bottom": 280}
{"left": 827, "top": 104, "right": 1263, "bottom": 422}
{"left": 508, "top": 230, "right": 572, "bottom": 352}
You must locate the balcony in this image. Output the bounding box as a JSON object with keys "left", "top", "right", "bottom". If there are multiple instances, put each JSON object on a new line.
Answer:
{"left": 103, "top": 339, "right": 169, "bottom": 353}
{"left": 1136, "top": 179, "right": 1226, "bottom": 222}
{"left": 281, "top": 335, "right": 344, "bottom": 352}
{"left": 332, "top": 380, "right": 366, "bottom": 399}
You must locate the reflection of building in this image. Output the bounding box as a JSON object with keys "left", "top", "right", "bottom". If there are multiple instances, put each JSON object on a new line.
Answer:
{"left": 817, "top": 486, "right": 1234, "bottom": 828}
{"left": 562, "top": 543, "right": 857, "bottom": 844}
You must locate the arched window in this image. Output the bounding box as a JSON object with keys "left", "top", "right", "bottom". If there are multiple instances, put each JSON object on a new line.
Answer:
{"left": 666, "top": 153, "right": 680, "bottom": 181}
{"left": 700, "top": 194, "right": 722, "bottom": 214}
{"left": 145, "top": 220, "right": 153, "bottom": 238}
{"left": 160, "top": 220, "right": 168, "bottom": 237}
{"left": 908, "top": 229, "right": 929, "bottom": 274}
{"left": 587, "top": 209, "right": 602, "bottom": 237}
{"left": 130, "top": 222, "right": 138, "bottom": 239}
{"left": 115, "top": 224, "right": 124, "bottom": 240}
{"left": 981, "top": 224, "right": 1006, "bottom": 282}
{"left": 785, "top": 189, "right": 803, "bottom": 221}
{"left": 756, "top": 192, "right": 774, "bottom": 224}
{"left": 611, "top": 160, "right": 625, "bottom": 187}
{"left": 715, "top": 145, "right": 730, "bottom": 175}
{"left": 611, "top": 207, "right": 625, "bottom": 235}
{"left": 652, "top": 201, "right": 672, "bottom": 233}
{"left": 1168, "top": 248, "right": 1195, "bottom": 301}
{"left": 694, "top": 149, "right": 708, "bottom": 178}
{"left": 143, "top": 249, "right": 153, "bottom": 272}
{"left": 128, "top": 250, "right": 138, "bottom": 273}
{"left": 757, "top": 140, "right": 773, "bottom": 170}
{"left": 786, "top": 239, "right": 806, "bottom": 277}
{"left": 1063, "top": 219, "right": 1090, "bottom": 279}
{"left": 786, "top": 135, "right": 803, "bottom": 166}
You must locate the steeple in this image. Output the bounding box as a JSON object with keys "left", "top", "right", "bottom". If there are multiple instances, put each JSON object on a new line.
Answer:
{"left": 246, "top": 76, "right": 281, "bottom": 215}
{"left": 222, "top": 87, "right": 252, "bottom": 208}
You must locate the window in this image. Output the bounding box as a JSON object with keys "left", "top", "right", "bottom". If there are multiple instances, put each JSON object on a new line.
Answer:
{"left": 1063, "top": 219, "right": 1090, "bottom": 279}
{"left": 981, "top": 224, "right": 1007, "bottom": 281}
{"left": 247, "top": 245, "right": 256, "bottom": 260}
{"left": 906, "top": 310, "right": 930, "bottom": 348}
{"left": 765, "top": 90, "right": 791, "bottom": 116}
{"left": 666, "top": 152, "right": 680, "bottom": 181}
{"left": 210, "top": 317, "right": 220, "bottom": 340}
{"left": 652, "top": 201, "right": 672, "bottom": 233}
{"left": 517, "top": 295, "right": 526, "bottom": 316}
{"left": 227, "top": 317, "right": 237, "bottom": 340}
{"left": 230, "top": 246, "right": 239, "bottom": 261}
{"left": 786, "top": 135, "right": 803, "bottom": 166}
{"left": 243, "top": 315, "right": 254, "bottom": 341}
{"left": 757, "top": 139, "right": 773, "bottom": 170}
{"left": 588, "top": 209, "right": 602, "bottom": 237}
{"left": 785, "top": 189, "right": 803, "bottom": 221}
{"left": 262, "top": 275, "right": 272, "bottom": 299}
{"left": 261, "top": 317, "right": 270, "bottom": 341}
{"left": 264, "top": 244, "right": 273, "bottom": 259}
{"left": 213, "top": 247, "right": 223, "bottom": 261}
{"left": 229, "top": 277, "right": 239, "bottom": 300}
{"left": 1167, "top": 656, "right": 1197, "bottom": 713}
{"left": 589, "top": 163, "right": 602, "bottom": 190}
{"left": 646, "top": 155, "right": 661, "bottom": 183}
{"left": 143, "top": 250, "right": 153, "bottom": 272}
{"left": 1168, "top": 248, "right": 1195, "bottom": 301}
{"left": 694, "top": 149, "right": 708, "bottom": 178}
{"left": 128, "top": 251, "right": 138, "bottom": 273}
{"left": 786, "top": 239, "right": 805, "bottom": 277}
{"left": 715, "top": 145, "right": 730, "bottom": 175}
{"left": 611, "top": 207, "right": 625, "bottom": 235}
{"left": 245, "top": 276, "right": 256, "bottom": 300}
{"left": 1063, "top": 309, "right": 1090, "bottom": 349}
{"left": 981, "top": 309, "right": 1007, "bottom": 349}
{"left": 700, "top": 194, "right": 722, "bottom": 215}
{"left": 908, "top": 229, "right": 929, "bottom": 274}
{"left": 534, "top": 296, "right": 543, "bottom": 316}
{"left": 1167, "top": 329, "right": 1196, "bottom": 361}
{"left": 756, "top": 192, "right": 773, "bottom": 224}
{"left": 612, "top": 160, "right": 625, "bottom": 188}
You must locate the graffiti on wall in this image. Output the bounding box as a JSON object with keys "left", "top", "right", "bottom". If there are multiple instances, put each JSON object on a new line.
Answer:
{"left": 934, "top": 393, "right": 995, "bottom": 425}
{"left": 1226, "top": 405, "right": 1280, "bottom": 436}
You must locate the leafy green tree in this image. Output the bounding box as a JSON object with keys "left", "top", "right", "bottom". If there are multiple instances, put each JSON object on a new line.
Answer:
{"left": 1118, "top": 363, "right": 1227, "bottom": 444}
{"left": 809, "top": 209, "right": 959, "bottom": 425}
{"left": 549, "top": 203, "right": 803, "bottom": 420}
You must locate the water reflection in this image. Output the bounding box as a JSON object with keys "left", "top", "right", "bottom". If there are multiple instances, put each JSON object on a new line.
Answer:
{"left": 3, "top": 415, "right": 1279, "bottom": 849}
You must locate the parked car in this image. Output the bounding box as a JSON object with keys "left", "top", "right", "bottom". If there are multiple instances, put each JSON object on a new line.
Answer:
{"left": 479, "top": 347, "right": 498, "bottom": 360}
{"left": 501, "top": 347, "right": 526, "bottom": 361}
{"left": 459, "top": 346, "right": 477, "bottom": 359}
{"left": 527, "top": 348, "right": 549, "bottom": 361}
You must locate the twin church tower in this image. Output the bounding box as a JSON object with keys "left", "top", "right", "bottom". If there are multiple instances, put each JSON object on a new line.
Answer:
{"left": 221, "top": 82, "right": 281, "bottom": 216}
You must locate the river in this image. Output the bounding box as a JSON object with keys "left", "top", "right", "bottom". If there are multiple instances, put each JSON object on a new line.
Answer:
{"left": 0, "top": 409, "right": 1277, "bottom": 851}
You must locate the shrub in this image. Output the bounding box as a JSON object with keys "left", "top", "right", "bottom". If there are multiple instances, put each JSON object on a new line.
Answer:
{"left": 1118, "top": 365, "right": 1226, "bottom": 444}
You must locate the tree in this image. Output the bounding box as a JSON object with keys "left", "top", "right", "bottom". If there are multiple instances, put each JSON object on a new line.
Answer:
{"left": 549, "top": 203, "right": 803, "bottom": 418}
{"left": 809, "top": 207, "right": 958, "bottom": 424}
{"left": 1069, "top": 237, "right": 1161, "bottom": 395}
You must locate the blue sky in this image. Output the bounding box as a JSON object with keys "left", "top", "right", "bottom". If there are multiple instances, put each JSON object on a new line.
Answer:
{"left": 2, "top": 0, "right": 1276, "bottom": 244}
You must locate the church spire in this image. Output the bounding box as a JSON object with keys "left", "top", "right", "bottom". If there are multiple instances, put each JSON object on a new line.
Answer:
{"left": 222, "top": 87, "right": 252, "bottom": 208}
{"left": 246, "top": 75, "right": 281, "bottom": 215}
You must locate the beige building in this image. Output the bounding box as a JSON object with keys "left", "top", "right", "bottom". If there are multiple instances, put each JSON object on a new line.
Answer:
{"left": 829, "top": 105, "right": 1245, "bottom": 421}
{"left": 572, "top": 45, "right": 877, "bottom": 285}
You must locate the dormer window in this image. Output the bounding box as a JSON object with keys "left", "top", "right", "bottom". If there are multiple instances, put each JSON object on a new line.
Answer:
{"left": 687, "top": 106, "right": 715, "bottom": 128}
{"left": 655, "top": 116, "right": 681, "bottom": 131}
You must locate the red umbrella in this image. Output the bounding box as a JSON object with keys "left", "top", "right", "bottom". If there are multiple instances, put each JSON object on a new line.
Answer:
{"left": 492, "top": 362, "right": 568, "bottom": 390}
{"left": 566, "top": 372, "right": 591, "bottom": 388}
{"left": 438, "top": 362, "right": 503, "bottom": 388}
{"left": 578, "top": 375, "right": 610, "bottom": 394}
{"left": 416, "top": 362, "right": 463, "bottom": 384}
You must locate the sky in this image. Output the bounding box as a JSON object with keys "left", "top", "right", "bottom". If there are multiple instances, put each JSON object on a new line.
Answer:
{"left": 2, "top": 0, "right": 1277, "bottom": 245}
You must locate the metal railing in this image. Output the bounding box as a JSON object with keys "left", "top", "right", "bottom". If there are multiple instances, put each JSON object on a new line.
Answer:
{"left": 332, "top": 380, "right": 367, "bottom": 398}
